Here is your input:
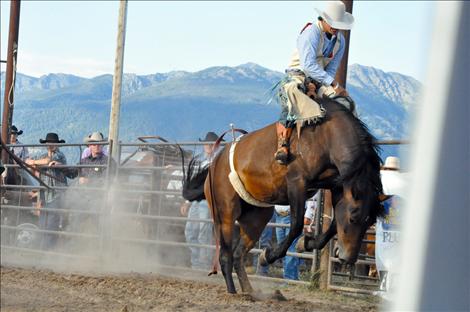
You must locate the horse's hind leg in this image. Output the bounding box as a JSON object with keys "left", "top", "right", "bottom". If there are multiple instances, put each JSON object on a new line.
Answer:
{"left": 219, "top": 219, "right": 237, "bottom": 293}
{"left": 205, "top": 171, "right": 239, "bottom": 294}
{"left": 234, "top": 204, "right": 274, "bottom": 293}
{"left": 231, "top": 226, "right": 253, "bottom": 293}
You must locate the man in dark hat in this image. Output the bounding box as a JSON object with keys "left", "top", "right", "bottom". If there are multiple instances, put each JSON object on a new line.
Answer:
{"left": 9, "top": 125, "right": 29, "bottom": 160}
{"left": 25, "top": 132, "right": 68, "bottom": 250}
{"left": 180, "top": 131, "right": 223, "bottom": 270}
{"left": 198, "top": 131, "right": 224, "bottom": 166}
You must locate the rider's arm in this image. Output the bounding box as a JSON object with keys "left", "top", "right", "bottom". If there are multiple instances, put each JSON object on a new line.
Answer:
{"left": 324, "top": 33, "right": 345, "bottom": 83}
{"left": 297, "top": 25, "right": 335, "bottom": 86}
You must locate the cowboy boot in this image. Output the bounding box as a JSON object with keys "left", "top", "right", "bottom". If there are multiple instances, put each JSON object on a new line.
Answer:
{"left": 274, "top": 123, "right": 292, "bottom": 165}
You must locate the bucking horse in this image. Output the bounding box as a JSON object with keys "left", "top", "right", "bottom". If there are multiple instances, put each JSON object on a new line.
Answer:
{"left": 182, "top": 99, "right": 386, "bottom": 295}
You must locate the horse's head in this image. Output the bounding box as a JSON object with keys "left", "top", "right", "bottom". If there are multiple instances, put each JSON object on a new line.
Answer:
{"left": 334, "top": 187, "right": 387, "bottom": 264}
{"left": 314, "top": 101, "right": 386, "bottom": 264}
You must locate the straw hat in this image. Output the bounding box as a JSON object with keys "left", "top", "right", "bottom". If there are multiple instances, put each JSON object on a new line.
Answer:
{"left": 84, "top": 132, "right": 106, "bottom": 143}
{"left": 315, "top": 1, "right": 355, "bottom": 30}
{"left": 382, "top": 156, "right": 400, "bottom": 171}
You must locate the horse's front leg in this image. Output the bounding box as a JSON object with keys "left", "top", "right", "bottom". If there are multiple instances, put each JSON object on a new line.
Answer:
{"left": 296, "top": 218, "right": 337, "bottom": 252}
{"left": 259, "top": 180, "right": 305, "bottom": 266}
{"left": 298, "top": 187, "right": 342, "bottom": 252}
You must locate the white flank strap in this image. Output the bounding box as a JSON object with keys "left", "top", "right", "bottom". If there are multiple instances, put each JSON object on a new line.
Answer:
{"left": 228, "top": 137, "right": 272, "bottom": 207}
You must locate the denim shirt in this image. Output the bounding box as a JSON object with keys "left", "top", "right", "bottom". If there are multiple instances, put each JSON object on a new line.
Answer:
{"left": 34, "top": 149, "right": 68, "bottom": 203}
{"left": 11, "top": 140, "right": 30, "bottom": 160}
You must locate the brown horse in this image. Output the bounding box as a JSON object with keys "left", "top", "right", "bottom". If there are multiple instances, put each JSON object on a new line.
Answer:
{"left": 183, "top": 99, "right": 385, "bottom": 294}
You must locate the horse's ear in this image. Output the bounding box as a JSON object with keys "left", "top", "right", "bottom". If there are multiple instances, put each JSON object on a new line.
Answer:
{"left": 378, "top": 194, "right": 392, "bottom": 202}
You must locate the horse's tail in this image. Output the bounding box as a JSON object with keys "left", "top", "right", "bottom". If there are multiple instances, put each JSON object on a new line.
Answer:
{"left": 182, "top": 157, "right": 208, "bottom": 202}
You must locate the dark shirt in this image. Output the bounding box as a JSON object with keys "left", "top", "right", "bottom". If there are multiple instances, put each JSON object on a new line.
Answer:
{"left": 79, "top": 153, "right": 112, "bottom": 183}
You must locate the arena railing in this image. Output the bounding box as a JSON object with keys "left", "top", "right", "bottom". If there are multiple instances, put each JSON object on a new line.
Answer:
{"left": 1, "top": 140, "right": 408, "bottom": 292}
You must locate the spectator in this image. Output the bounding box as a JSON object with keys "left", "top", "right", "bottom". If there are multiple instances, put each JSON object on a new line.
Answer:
{"left": 81, "top": 138, "right": 108, "bottom": 160}
{"left": 66, "top": 132, "right": 113, "bottom": 238}
{"left": 274, "top": 204, "right": 300, "bottom": 280}
{"left": 253, "top": 212, "right": 275, "bottom": 276}
{"left": 180, "top": 131, "right": 223, "bottom": 270}
{"left": 375, "top": 156, "right": 406, "bottom": 297}
{"left": 303, "top": 191, "right": 321, "bottom": 235}
{"left": 293, "top": 193, "right": 322, "bottom": 254}
{"left": 9, "top": 125, "right": 29, "bottom": 160}
{"left": 78, "top": 132, "right": 112, "bottom": 185}
{"left": 25, "top": 132, "right": 68, "bottom": 250}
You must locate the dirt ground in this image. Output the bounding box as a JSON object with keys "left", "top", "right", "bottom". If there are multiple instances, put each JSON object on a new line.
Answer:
{"left": 1, "top": 266, "right": 381, "bottom": 312}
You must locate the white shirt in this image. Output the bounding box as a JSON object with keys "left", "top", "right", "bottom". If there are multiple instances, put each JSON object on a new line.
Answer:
{"left": 274, "top": 204, "right": 290, "bottom": 215}
{"left": 304, "top": 191, "right": 321, "bottom": 220}
{"left": 376, "top": 170, "right": 408, "bottom": 273}
{"left": 381, "top": 170, "right": 407, "bottom": 197}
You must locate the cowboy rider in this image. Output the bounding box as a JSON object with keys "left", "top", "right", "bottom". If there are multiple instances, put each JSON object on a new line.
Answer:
{"left": 275, "top": 1, "right": 354, "bottom": 164}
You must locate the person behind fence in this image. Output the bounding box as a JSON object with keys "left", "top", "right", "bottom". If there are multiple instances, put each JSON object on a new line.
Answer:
{"left": 64, "top": 132, "right": 114, "bottom": 236}
{"left": 275, "top": 204, "right": 300, "bottom": 280}
{"left": 180, "top": 131, "right": 223, "bottom": 270}
{"left": 25, "top": 132, "right": 68, "bottom": 250}
{"left": 78, "top": 132, "right": 112, "bottom": 185}
{"left": 81, "top": 132, "right": 108, "bottom": 160}
{"left": 253, "top": 212, "right": 275, "bottom": 276}
{"left": 303, "top": 191, "right": 320, "bottom": 234}
{"left": 9, "top": 125, "right": 30, "bottom": 161}
{"left": 274, "top": 1, "right": 355, "bottom": 165}
{"left": 375, "top": 156, "right": 406, "bottom": 298}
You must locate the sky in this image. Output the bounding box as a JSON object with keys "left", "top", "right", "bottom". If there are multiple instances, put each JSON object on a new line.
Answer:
{"left": 1, "top": 1, "right": 435, "bottom": 81}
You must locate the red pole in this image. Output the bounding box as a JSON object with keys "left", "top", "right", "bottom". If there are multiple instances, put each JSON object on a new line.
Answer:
{"left": 1, "top": 0, "right": 21, "bottom": 164}
{"left": 335, "top": 0, "right": 353, "bottom": 88}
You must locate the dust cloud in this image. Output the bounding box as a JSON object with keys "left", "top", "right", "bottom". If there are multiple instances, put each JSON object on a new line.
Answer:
{"left": 1, "top": 169, "right": 194, "bottom": 278}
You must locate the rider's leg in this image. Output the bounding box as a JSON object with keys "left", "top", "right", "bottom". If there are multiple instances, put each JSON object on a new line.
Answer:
{"left": 274, "top": 120, "right": 293, "bottom": 165}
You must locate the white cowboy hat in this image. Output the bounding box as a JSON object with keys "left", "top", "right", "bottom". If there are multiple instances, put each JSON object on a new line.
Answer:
{"left": 382, "top": 156, "right": 400, "bottom": 170}
{"left": 84, "top": 132, "right": 107, "bottom": 143}
{"left": 315, "top": 1, "right": 354, "bottom": 30}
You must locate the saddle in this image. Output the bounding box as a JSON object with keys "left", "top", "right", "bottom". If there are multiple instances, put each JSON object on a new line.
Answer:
{"left": 299, "top": 77, "right": 356, "bottom": 114}
{"left": 331, "top": 95, "right": 356, "bottom": 114}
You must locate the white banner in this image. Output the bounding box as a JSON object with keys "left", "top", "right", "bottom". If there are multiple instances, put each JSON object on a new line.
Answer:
{"left": 375, "top": 195, "right": 403, "bottom": 272}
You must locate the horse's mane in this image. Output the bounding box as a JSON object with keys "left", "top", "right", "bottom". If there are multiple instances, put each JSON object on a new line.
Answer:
{"left": 322, "top": 99, "right": 385, "bottom": 218}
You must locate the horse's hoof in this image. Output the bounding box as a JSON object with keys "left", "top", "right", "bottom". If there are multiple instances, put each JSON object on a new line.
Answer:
{"left": 295, "top": 236, "right": 305, "bottom": 253}
{"left": 271, "top": 289, "right": 287, "bottom": 301}
{"left": 258, "top": 249, "right": 268, "bottom": 266}
{"left": 247, "top": 290, "right": 286, "bottom": 302}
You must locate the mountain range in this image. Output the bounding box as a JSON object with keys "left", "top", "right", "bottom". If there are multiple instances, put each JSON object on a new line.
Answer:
{"left": 1, "top": 63, "right": 419, "bottom": 159}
